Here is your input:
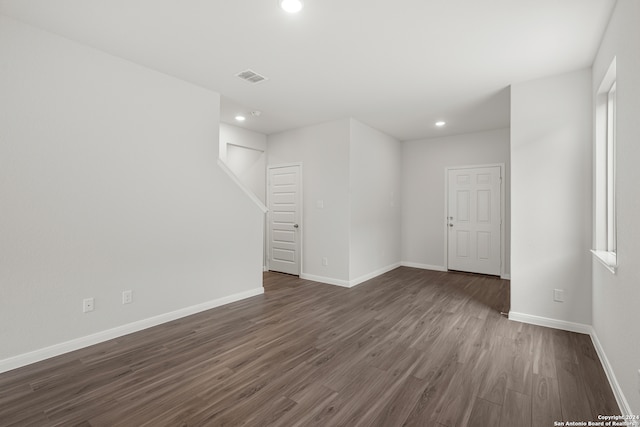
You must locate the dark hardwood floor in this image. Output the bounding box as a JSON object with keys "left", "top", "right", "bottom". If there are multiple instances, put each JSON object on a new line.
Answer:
{"left": 0, "top": 267, "right": 619, "bottom": 426}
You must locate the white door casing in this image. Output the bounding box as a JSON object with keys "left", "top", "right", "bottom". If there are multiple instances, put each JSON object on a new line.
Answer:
{"left": 446, "top": 165, "right": 502, "bottom": 276}
{"left": 267, "top": 164, "right": 301, "bottom": 275}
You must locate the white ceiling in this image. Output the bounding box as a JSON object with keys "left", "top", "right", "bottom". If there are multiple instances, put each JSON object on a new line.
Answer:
{"left": 0, "top": 0, "right": 615, "bottom": 141}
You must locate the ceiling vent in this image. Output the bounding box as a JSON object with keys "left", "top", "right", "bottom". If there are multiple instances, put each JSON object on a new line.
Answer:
{"left": 236, "top": 69, "right": 268, "bottom": 84}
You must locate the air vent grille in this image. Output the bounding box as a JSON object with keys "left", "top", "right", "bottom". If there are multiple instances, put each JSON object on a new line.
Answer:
{"left": 236, "top": 69, "right": 268, "bottom": 84}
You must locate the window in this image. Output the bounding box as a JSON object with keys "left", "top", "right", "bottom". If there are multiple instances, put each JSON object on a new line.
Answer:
{"left": 592, "top": 58, "right": 617, "bottom": 273}
{"left": 606, "top": 81, "right": 616, "bottom": 252}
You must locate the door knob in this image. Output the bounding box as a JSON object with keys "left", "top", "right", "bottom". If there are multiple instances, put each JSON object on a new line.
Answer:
{"left": 449, "top": 224, "right": 454, "bottom": 227}
{"left": 293, "top": 224, "right": 299, "bottom": 229}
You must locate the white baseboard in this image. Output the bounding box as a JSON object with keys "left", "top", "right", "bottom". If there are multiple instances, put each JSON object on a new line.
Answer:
{"left": 301, "top": 263, "right": 402, "bottom": 289}
{"left": 509, "top": 311, "right": 630, "bottom": 415}
{"left": 300, "top": 273, "right": 351, "bottom": 288}
{"left": 349, "top": 263, "right": 401, "bottom": 287}
{"left": 508, "top": 311, "right": 592, "bottom": 334}
{"left": 590, "top": 329, "right": 632, "bottom": 416}
{"left": 400, "top": 262, "right": 447, "bottom": 272}
{"left": 0, "top": 287, "right": 264, "bottom": 374}
{"left": 401, "top": 262, "right": 509, "bottom": 279}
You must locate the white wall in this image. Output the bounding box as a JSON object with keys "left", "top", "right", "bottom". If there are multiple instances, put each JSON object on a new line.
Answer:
{"left": 219, "top": 123, "right": 268, "bottom": 268}
{"left": 267, "top": 119, "right": 351, "bottom": 282}
{"left": 401, "top": 128, "right": 511, "bottom": 275}
{"left": 591, "top": 0, "right": 640, "bottom": 415}
{"left": 0, "top": 16, "right": 264, "bottom": 364}
{"left": 510, "top": 69, "right": 592, "bottom": 326}
{"left": 219, "top": 123, "right": 267, "bottom": 204}
{"left": 349, "top": 119, "right": 401, "bottom": 282}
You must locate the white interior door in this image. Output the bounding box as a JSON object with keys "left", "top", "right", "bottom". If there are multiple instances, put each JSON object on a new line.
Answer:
{"left": 447, "top": 166, "right": 501, "bottom": 275}
{"left": 268, "top": 165, "right": 301, "bottom": 275}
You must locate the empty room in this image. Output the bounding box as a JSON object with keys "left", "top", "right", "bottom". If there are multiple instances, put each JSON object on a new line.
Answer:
{"left": 1, "top": 0, "right": 639, "bottom": 426}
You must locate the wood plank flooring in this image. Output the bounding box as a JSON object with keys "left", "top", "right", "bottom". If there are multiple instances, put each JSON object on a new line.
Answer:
{"left": 0, "top": 267, "right": 619, "bottom": 426}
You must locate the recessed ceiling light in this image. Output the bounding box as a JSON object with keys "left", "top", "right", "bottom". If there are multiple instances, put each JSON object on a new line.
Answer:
{"left": 280, "top": 0, "right": 303, "bottom": 13}
{"left": 235, "top": 115, "right": 246, "bottom": 122}
{"left": 435, "top": 121, "right": 446, "bottom": 127}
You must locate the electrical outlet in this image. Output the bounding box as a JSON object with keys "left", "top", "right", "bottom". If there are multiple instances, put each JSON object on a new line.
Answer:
{"left": 122, "top": 290, "right": 133, "bottom": 304}
{"left": 83, "top": 298, "right": 94, "bottom": 313}
{"left": 553, "top": 289, "right": 564, "bottom": 302}
{"left": 322, "top": 257, "right": 328, "bottom": 266}
{"left": 317, "top": 200, "right": 324, "bottom": 209}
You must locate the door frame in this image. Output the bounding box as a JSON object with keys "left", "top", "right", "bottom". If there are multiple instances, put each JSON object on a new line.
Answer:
{"left": 443, "top": 163, "right": 506, "bottom": 278}
{"left": 266, "top": 163, "right": 303, "bottom": 275}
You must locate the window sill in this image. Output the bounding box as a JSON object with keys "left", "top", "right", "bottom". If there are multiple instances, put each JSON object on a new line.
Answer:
{"left": 591, "top": 250, "right": 617, "bottom": 274}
